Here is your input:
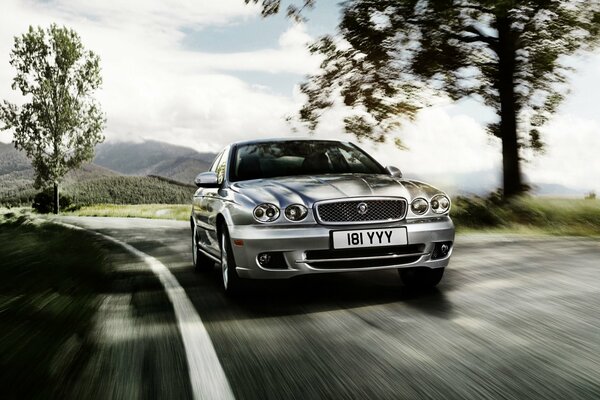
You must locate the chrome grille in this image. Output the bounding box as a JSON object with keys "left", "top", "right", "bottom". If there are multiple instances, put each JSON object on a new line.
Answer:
{"left": 315, "top": 198, "right": 407, "bottom": 224}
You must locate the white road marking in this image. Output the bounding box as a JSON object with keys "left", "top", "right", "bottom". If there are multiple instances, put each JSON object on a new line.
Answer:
{"left": 56, "top": 222, "right": 235, "bottom": 400}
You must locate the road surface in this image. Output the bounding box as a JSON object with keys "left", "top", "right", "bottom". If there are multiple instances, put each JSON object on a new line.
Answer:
{"left": 58, "top": 216, "right": 600, "bottom": 400}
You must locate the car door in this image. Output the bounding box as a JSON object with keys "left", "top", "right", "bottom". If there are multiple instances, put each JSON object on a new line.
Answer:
{"left": 193, "top": 150, "right": 223, "bottom": 254}
{"left": 203, "top": 146, "right": 230, "bottom": 254}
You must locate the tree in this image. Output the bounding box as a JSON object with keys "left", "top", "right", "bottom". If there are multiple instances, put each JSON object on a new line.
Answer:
{"left": 250, "top": 0, "right": 600, "bottom": 199}
{"left": 0, "top": 24, "right": 105, "bottom": 213}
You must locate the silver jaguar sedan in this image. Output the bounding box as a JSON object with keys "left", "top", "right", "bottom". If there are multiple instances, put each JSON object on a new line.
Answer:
{"left": 191, "top": 139, "right": 455, "bottom": 294}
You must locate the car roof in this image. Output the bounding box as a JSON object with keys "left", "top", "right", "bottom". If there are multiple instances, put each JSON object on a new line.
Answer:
{"left": 230, "top": 137, "right": 351, "bottom": 147}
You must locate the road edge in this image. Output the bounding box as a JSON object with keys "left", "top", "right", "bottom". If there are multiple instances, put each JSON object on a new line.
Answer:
{"left": 54, "top": 221, "right": 235, "bottom": 400}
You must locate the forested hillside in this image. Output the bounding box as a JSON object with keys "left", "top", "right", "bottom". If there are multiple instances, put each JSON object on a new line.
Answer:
{"left": 94, "top": 140, "right": 215, "bottom": 183}
{"left": 0, "top": 140, "right": 207, "bottom": 206}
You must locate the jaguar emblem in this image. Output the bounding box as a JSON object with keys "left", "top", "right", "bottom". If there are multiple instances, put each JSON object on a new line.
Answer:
{"left": 357, "top": 202, "right": 368, "bottom": 215}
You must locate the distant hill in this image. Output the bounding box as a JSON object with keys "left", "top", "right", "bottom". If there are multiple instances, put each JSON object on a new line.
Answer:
{"left": 67, "top": 175, "right": 195, "bottom": 205}
{"left": 0, "top": 142, "right": 118, "bottom": 181}
{"left": 0, "top": 140, "right": 214, "bottom": 206}
{"left": 0, "top": 141, "right": 31, "bottom": 176}
{"left": 0, "top": 143, "right": 120, "bottom": 205}
{"left": 94, "top": 140, "right": 216, "bottom": 184}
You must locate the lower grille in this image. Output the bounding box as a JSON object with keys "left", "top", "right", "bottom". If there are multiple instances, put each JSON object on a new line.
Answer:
{"left": 315, "top": 198, "right": 407, "bottom": 224}
{"left": 304, "top": 244, "right": 426, "bottom": 269}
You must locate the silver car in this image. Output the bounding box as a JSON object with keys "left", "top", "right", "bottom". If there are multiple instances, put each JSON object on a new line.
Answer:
{"left": 191, "top": 139, "right": 455, "bottom": 294}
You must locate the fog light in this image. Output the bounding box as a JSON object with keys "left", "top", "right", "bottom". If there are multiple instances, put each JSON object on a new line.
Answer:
{"left": 256, "top": 252, "right": 287, "bottom": 269}
{"left": 441, "top": 244, "right": 449, "bottom": 255}
{"left": 258, "top": 253, "right": 271, "bottom": 266}
{"left": 432, "top": 241, "right": 453, "bottom": 260}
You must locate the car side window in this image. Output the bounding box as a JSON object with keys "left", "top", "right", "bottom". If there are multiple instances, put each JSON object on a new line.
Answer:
{"left": 216, "top": 146, "right": 230, "bottom": 184}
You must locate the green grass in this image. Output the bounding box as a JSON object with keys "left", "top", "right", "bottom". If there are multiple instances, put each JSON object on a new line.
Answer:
{"left": 66, "top": 175, "right": 195, "bottom": 205}
{"left": 452, "top": 196, "right": 600, "bottom": 236}
{"left": 66, "top": 203, "right": 191, "bottom": 221}
{"left": 1, "top": 175, "right": 196, "bottom": 208}
{"left": 0, "top": 212, "right": 111, "bottom": 399}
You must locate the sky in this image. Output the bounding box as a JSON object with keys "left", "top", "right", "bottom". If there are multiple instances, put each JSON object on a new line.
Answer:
{"left": 1, "top": 0, "right": 600, "bottom": 195}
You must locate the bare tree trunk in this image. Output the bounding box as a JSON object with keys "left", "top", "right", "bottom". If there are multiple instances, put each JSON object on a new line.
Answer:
{"left": 53, "top": 182, "right": 59, "bottom": 214}
{"left": 497, "top": 16, "right": 524, "bottom": 200}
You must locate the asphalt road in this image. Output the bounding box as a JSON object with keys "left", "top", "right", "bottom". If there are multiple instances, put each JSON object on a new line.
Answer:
{"left": 58, "top": 216, "right": 600, "bottom": 400}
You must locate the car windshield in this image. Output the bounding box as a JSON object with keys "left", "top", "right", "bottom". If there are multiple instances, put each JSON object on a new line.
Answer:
{"left": 230, "top": 140, "right": 386, "bottom": 182}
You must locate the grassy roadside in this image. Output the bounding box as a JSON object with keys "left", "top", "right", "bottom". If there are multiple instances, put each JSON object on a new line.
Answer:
{"left": 65, "top": 203, "right": 191, "bottom": 221}
{"left": 452, "top": 196, "right": 600, "bottom": 236}
{"left": 0, "top": 212, "right": 111, "bottom": 399}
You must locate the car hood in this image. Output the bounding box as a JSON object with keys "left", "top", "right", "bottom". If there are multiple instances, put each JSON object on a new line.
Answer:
{"left": 229, "top": 174, "right": 444, "bottom": 206}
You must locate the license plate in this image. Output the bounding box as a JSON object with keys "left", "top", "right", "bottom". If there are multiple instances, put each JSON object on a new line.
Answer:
{"left": 331, "top": 227, "right": 408, "bottom": 249}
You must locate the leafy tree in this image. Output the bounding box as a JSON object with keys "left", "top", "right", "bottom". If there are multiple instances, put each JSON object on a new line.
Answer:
{"left": 0, "top": 24, "right": 105, "bottom": 213}
{"left": 250, "top": 0, "right": 600, "bottom": 199}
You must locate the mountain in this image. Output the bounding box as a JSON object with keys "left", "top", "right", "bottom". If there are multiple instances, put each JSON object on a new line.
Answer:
{"left": 94, "top": 140, "right": 216, "bottom": 184}
{"left": 0, "top": 141, "right": 31, "bottom": 176}
{"left": 0, "top": 139, "right": 217, "bottom": 186}
{"left": 0, "top": 142, "right": 120, "bottom": 183}
{"left": 0, "top": 142, "right": 118, "bottom": 181}
{"left": 0, "top": 140, "right": 215, "bottom": 206}
{"left": 0, "top": 142, "right": 120, "bottom": 205}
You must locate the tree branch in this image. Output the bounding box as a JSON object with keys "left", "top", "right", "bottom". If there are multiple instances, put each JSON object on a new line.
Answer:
{"left": 460, "top": 25, "right": 498, "bottom": 48}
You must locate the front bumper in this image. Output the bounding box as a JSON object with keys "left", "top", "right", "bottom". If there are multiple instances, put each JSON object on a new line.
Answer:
{"left": 228, "top": 217, "right": 455, "bottom": 279}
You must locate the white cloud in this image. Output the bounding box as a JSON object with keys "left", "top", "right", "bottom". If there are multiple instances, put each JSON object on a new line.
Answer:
{"left": 180, "top": 24, "right": 319, "bottom": 74}
{"left": 526, "top": 115, "right": 600, "bottom": 193}
{"left": 0, "top": 0, "right": 316, "bottom": 152}
{"left": 278, "top": 23, "right": 312, "bottom": 48}
{"left": 41, "top": 0, "right": 260, "bottom": 33}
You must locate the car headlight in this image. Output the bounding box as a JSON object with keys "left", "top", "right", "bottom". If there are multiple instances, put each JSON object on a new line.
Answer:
{"left": 430, "top": 194, "right": 450, "bottom": 214}
{"left": 410, "top": 198, "right": 429, "bottom": 215}
{"left": 253, "top": 203, "right": 280, "bottom": 222}
{"left": 284, "top": 204, "right": 308, "bottom": 221}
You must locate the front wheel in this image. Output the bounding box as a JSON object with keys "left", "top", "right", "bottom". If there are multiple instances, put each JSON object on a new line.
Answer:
{"left": 399, "top": 267, "right": 445, "bottom": 289}
{"left": 220, "top": 225, "right": 244, "bottom": 295}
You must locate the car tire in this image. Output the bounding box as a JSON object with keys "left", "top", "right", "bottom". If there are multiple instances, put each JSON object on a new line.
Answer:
{"left": 192, "top": 223, "right": 213, "bottom": 272}
{"left": 399, "top": 267, "right": 444, "bottom": 289}
{"left": 219, "top": 225, "right": 244, "bottom": 295}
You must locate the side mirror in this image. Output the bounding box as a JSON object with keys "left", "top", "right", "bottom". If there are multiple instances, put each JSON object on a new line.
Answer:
{"left": 194, "top": 171, "right": 219, "bottom": 188}
{"left": 386, "top": 165, "right": 402, "bottom": 178}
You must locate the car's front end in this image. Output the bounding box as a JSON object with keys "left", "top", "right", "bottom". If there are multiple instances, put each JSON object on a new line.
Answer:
{"left": 226, "top": 176, "right": 455, "bottom": 280}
